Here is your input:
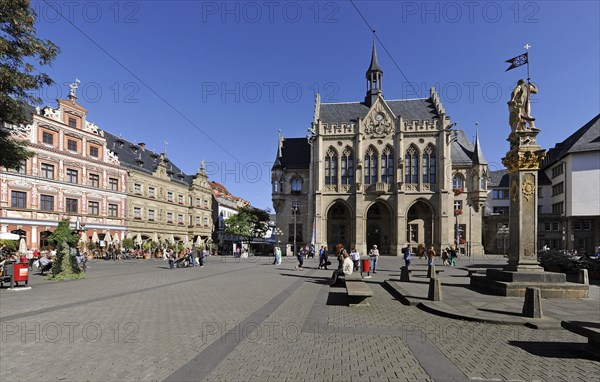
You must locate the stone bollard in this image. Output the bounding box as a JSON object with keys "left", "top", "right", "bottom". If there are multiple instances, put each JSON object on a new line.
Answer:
{"left": 427, "top": 264, "right": 436, "bottom": 278}
{"left": 427, "top": 277, "right": 442, "bottom": 301}
{"left": 578, "top": 269, "right": 589, "bottom": 285}
{"left": 522, "top": 287, "right": 543, "bottom": 318}
{"left": 400, "top": 266, "right": 410, "bottom": 282}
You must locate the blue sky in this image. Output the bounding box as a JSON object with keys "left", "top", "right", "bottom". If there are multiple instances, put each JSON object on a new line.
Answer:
{"left": 30, "top": 0, "right": 599, "bottom": 210}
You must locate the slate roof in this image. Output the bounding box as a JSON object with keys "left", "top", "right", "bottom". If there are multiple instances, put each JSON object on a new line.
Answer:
{"left": 488, "top": 169, "right": 551, "bottom": 188}
{"left": 277, "top": 130, "right": 484, "bottom": 170}
{"left": 103, "top": 131, "right": 191, "bottom": 186}
{"left": 318, "top": 98, "right": 439, "bottom": 124}
{"left": 451, "top": 130, "right": 488, "bottom": 166}
{"left": 276, "top": 138, "right": 311, "bottom": 169}
{"left": 542, "top": 114, "right": 600, "bottom": 169}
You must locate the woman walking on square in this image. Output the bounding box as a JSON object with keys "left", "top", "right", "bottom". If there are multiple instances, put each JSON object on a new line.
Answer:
{"left": 369, "top": 245, "right": 379, "bottom": 273}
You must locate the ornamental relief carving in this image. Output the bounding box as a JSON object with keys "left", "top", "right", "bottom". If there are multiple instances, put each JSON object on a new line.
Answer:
{"left": 364, "top": 104, "right": 393, "bottom": 138}
{"left": 521, "top": 174, "right": 535, "bottom": 201}
{"left": 8, "top": 123, "right": 32, "bottom": 139}
{"left": 502, "top": 149, "right": 545, "bottom": 172}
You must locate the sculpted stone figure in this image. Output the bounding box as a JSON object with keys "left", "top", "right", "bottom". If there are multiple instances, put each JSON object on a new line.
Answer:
{"left": 508, "top": 79, "right": 538, "bottom": 132}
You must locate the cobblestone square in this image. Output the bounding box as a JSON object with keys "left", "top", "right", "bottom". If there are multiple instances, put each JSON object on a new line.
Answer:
{"left": 1, "top": 256, "right": 599, "bottom": 381}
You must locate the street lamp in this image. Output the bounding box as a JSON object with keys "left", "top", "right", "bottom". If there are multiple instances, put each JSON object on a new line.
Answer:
{"left": 292, "top": 202, "right": 300, "bottom": 257}
{"left": 273, "top": 227, "right": 283, "bottom": 248}
{"left": 498, "top": 225, "right": 510, "bottom": 258}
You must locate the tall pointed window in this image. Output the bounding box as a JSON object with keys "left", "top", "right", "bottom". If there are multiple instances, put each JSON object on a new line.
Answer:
{"left": 364, "top": 147, "right": 377, "bottom": 185}
{"left": 405, "top": 146, "right": 418, "bottom": 184}
{"left": 381, "top": 146, "right": 394, "bottom": 184}
{"left": 480, "top": 172, "right": 487, "bottom": 190}
{"left": 291, "top": 177, "right": 302, "bottom": 194}
{"left": 422, "top": 145, "right": 436, "bottom": 184}
{"left": 453, "top": 173, "right": 464, "bottom": 190}
{"left": 341, "top": 148, "right": 354, "bottom": 185}
{"left": 324, "top": 148, "right": 338, "bottom": 186}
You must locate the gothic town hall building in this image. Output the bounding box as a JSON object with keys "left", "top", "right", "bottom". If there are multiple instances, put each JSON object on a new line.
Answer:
{"left": 272, "top": 44, "right": 489, "bottom": 256}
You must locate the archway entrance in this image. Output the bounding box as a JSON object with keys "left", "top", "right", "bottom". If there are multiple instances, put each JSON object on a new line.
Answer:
{"left": 326, "top": 202, "right": 352, "bottom": 252}
{"left": 406, "top": 201, "right": 433, "bottom": 246}
{"left": 366, "top": 202, "right": 392, "bottom": 255}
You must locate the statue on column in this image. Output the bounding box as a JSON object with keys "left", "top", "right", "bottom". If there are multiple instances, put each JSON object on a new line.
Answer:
{"left": 508, "top": 79, "right": 538, "bottom": 132}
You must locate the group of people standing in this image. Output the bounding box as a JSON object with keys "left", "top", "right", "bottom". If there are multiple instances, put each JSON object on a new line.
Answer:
{"left": 164, "top": 248, "right": 208, "bottom": 269}
{"left": 402, "top": 243, "right": 459, "bottom": 268}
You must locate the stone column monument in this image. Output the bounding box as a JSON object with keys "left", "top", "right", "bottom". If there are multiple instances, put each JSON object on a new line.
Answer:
{"left": 502, "top": 79, "right": 546, "bottom": 271}
{"left": 470, "top": 80, "right": 588, "bottom": 298}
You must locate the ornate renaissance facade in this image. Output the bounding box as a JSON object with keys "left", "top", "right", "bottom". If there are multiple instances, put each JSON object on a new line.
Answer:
{"left": 0, "top": 88, "right": 127, "bottom": 249}
{"left": 104, "top": 133, "right": 213, "bottom": 247}
{"left": 272, "top": 44, "right": 489, "bottom": 256}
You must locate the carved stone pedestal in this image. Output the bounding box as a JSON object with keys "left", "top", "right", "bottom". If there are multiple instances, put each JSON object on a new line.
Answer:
{"left": 471, "top": 124, "right": 588, "bottom": 298}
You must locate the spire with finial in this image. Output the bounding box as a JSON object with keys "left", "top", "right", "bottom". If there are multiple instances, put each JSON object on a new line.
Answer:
{"left": 472, "top": 123, "right": 487, "bottom": 165}
{"left": 365, "top": 29, "right": 383, "bottom": 106}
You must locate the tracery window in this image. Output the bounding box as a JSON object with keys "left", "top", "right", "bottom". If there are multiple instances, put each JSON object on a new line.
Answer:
{"left": 324, "top": 148, "right": 338, "bottom": 186}
{"left": 405, "top": 146, "right": 418, "bottom": 184}
{"left": 364, "top": 147, "right": 377, "bottom": 185}
{"left": 422, "top": 145, "right": 436, "bottom": 184}
{"left": 291, "top": 177, "right": 302, "bottom": 193}
{"left": 341, "top": 148, "right": 354, "bottom": 185}
{"left": 381, "top": 146, "right": 394, "bottom": 184}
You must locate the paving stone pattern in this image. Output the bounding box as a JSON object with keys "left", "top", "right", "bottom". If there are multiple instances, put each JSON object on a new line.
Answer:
{"left": 0, "top": 256, "right": 598, "bottom": 381}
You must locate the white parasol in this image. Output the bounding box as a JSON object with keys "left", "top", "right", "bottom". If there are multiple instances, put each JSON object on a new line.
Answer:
{"left": 0, "top": 232, "right": 20, "bottom": 240}
{"left": 18, "top": 238, "right": 28, "bottom": 256}
{"left": 104, "top": 232, "right": 112, "bottom": 245}
{"left": 135, "top": 232, "right": 143, "bottom": 245}
{"left": 91, "top": 231, "right": 100, "bottom": 244}
{"left": 152, "top": 232, "right": 159, "bottom": 243}
{"left": 79, "top": 232, "right": 88, "bottom": 244}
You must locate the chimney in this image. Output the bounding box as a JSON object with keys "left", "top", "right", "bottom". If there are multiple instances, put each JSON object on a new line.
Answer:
{"left": 138, "top": 142, "right": 146, "bottom": 150}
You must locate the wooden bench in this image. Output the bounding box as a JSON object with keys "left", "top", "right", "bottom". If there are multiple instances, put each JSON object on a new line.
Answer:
{"left": 561, "top": 321, "right": 600, "bottom": 360}
{"left": 344, "top": 273, "right": 373, "bottom": 306}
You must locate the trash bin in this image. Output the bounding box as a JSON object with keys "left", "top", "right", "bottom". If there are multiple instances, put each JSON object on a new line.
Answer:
{"left": 361, "top": 256, "right": 370, "bottom": 277}
{"left": 1, "top": 263, "right": 28, "bottom": 288}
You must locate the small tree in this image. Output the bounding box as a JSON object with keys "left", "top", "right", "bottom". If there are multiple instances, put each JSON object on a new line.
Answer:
{"left": 121, "top": 238, "right": 135, "bottom": 250}
{"left": 47, "top": 220, "right": 82, "bottom": 280}
{"left": 0, "top": 0, "right": 60, "bottom": 169}
{"left": 225, "top": 206, "right": 270, "bottom": 254}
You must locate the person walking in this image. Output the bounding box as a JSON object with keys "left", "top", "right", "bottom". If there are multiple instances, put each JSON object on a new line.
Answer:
{"left": 402, "top": 243, "right": 412, "bottom": 269}
{"left": 349, "top": 248, "right": 360, "bottom": 271}
{"left": 441, "top": 247, "right": 449, "bottom": 266}
{"left": 329, "top": 251, "right": 353, "bottom": 286}
{"left": 448, "top": 246, "right": 458, "bottom": 267}
{"left": 369, "top": 245, "right": 379, "bottom": 273}
{"left": 427, "top": 245, "right": 436, "bottom": 266}
{"left": 274, "top": 246, "right": 282, "bottom": 265}
{"left": 295, "top": 247, "right": 304, "bottom": 271}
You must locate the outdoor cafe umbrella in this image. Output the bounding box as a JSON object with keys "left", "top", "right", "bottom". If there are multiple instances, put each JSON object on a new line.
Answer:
{"left": 0, "top": 232, "right": 20, "bottom": 240}
{"left": 168, "top": 234, "right": 175, "bottom": 244}
{"left": 91, "top": 231, "right": 100, "bottom": 244}
{"left": 79, "top": 232, "right": 88, "bottom": 244}
{"left": 195, "top": 236, "right": 204, "bottom": 246}
{"left": 183, "top": 236, "right": 189, "bottom": 248}
{"left": 18, "top": 238, "right": 27, "bottom": 256}
{"left": 152, "top": 232, "right": 159, "bottom": 243}
{"left": 135, "top": 232, "right": 143, "bottom": 246}
{"left": 104, "top": 232, "right": 112, "bottom": 246}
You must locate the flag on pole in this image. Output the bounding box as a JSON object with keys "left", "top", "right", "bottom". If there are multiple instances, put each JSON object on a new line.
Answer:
{"left": 505, "top": 52, "right": 528, "bottom": 71}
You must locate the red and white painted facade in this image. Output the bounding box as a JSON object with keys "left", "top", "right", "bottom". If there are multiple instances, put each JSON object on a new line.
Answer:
{"left": 0, "top": 90, "right": 127, "bottom": 249}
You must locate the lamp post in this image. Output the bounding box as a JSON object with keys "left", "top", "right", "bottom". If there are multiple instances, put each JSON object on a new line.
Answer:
{"left": 273, "top": 227, "right": 283, "bottom": 250}
{"left": 498, "top": 225, "right": 509, "bottom": 258}
{"left": 292, "top": 202, "right": 299, "bottom": 257}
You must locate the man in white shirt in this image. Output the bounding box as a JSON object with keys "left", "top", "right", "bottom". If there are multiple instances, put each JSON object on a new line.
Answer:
{"left": 330, "top": 252, "right": 353, "bottom": 286}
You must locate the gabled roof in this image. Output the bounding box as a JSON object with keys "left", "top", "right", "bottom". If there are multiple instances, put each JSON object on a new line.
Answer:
{"left": 318, "top": 98, "right": 439, "bottom": 124}
{"left": 103, "top": 131, "right": 190, "bottom": 186}
{"left": 451, "top": 130, "right": 487, "bottom": 166}
{"left": 542, "top": 114, "right": 600, "bottom": 169}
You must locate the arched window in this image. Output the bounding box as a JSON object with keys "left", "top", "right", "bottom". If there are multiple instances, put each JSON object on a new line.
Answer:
{"left": 381, "top": 146, "right": 394, "bottom": 184}
{"left": 364, "top": 147, "right": 377, "bottom": 185}
{"left": 480, "top": 172, "right": 487, "bottom": 190}
{"left": 324, "top": 148, "right": 338, "bottom": 186}
{"left": 273, "top": 178, "right": 280, "bottom": 193}
{"left": 422, "top": 145, "right": 436, "bottom": 184}
{"left": 291, "top": 177, "right": 302, "bottom": 193}
{"left": 405, "top": 146, "right": 418, "bottom": 184}
{"left": 453, "top": 173, "right": 464, "bottom": 190}
{"left": 341, "top": 147, "right": 354, "bottom": 185}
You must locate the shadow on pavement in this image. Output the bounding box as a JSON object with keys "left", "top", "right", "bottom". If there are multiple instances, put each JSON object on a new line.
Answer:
{"left": 509, "top": 341, "right": 592, "bottom": 359}
{"left": 326, "top": 291, "right": 347, "bottom": 306}
{"left": 478, "top": 307, "right": 523, "bottom": 317}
